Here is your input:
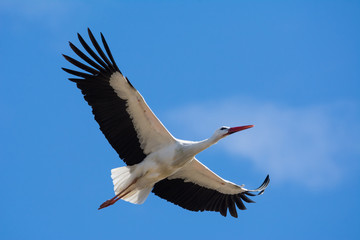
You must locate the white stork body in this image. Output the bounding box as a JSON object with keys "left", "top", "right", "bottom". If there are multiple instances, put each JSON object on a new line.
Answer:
{"left": 63, "top": 29, "right": 269, "bottom": 218}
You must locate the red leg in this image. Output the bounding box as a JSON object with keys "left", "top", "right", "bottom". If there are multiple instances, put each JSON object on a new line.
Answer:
{"left": 98, "top": 194, "right": 122, "bottom": 210}
{"left": 98, "top": 179, "right": 137, "bottom": 210}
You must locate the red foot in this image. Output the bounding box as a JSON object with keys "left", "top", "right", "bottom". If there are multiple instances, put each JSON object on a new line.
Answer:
{"left": 98, "top": 195, "right": 120, "bottom": 210}
{"left": 98, "top": 179, "right": 137, "bottom": 210}
{"left": 98, "top": 200, "right": 114, "bottom": 210}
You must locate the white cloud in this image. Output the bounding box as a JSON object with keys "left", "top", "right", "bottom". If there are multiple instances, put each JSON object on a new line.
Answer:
{"left": 165, "top": 98, "right": 359, "bottom": 189}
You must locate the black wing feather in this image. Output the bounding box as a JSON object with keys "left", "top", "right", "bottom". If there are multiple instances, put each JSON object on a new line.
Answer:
{"left": 63, "top": 28, "right": 147, "bottom": 165}
{"left": 101, "top": 33, "right": 120, "bottom": 72}
{"left": 234, "top": 195, "right": 247, "bottom": 210}
{"left": 62, "top": 54, "right": 99, "bottom": 75}
{"left": 219, "top": 195, "right": 228, "bottom": 217}
{"left": 69, "top": 42, "right": 106, "bottom": 72}
{"left": 240, "top": 194, "right": 255, "bottom": 203}
{"left": 77, "top": 32, "right": 110, "bottom": 71}
{"left": 152, "top": 175, "right": 269, "bottom": 218}
{"left": 227, "top": 196, "right": 238, "bottom": 218}
{"left": 87, "top": 29, "right": 115, "bottom": 71}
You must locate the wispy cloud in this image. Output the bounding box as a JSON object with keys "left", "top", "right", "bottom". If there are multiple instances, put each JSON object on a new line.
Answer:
{"left": 165, "top": 98, "right": 360, "bottom": 189}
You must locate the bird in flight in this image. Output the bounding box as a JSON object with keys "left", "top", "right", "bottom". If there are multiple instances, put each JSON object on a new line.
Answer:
{"left": 62, "top": 29, "right": 269, "bottom": 218}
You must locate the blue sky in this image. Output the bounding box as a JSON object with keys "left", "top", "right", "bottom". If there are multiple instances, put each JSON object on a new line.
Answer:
{"left": 1, "top": 0, "right": 359, "bottom": 239}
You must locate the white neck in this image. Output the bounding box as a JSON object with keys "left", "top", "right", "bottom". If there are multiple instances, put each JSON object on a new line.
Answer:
{"left": 184, "top": 134, "right": 222, "bottom": 157}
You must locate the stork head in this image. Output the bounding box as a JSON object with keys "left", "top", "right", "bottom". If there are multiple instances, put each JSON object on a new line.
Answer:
{"left": 214, "top": 125, "right": 254, "bottom": 140}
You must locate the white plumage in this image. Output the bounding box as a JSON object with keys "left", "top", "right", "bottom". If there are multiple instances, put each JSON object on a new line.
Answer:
{"left": 62, "top": 28, "right": 269, "bottom": 218}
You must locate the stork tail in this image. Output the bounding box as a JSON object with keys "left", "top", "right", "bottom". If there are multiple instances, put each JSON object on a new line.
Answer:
{"left": 98, "top": 166, "right": 151, "bottom": 209}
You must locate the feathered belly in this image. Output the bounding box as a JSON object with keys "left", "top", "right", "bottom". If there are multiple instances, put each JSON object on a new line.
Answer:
{"left": 138, "top": 153, "right": 193, "bottom": 187}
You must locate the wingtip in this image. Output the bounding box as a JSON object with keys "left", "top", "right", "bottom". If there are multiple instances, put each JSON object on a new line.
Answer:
{"left": 68, "top": 41, "right": 77, "bottom": 52}
{"left": 258, "top": 190, "right": 265, "bottom": 195}
{"left": 244, "top": 174, "right": 270, "bottom": 195}
{"left": 62, "top": 54, "right": 71, "bottom": 60}
{"left": 260, "top": 174, "right": 270, "bottom": 189}
{"left": 77, "top": 32, "right": 84, "bottom": 42}
{"left": 256, "top": 174, "right": 270, "bottom": 195}
{"left": 87, "top": 28, "right": 94, "bottom": 37}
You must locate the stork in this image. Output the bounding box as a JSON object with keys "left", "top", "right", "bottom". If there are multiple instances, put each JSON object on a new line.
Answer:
{"left": 62, "top": 29, "right": 270, "bottom": 218}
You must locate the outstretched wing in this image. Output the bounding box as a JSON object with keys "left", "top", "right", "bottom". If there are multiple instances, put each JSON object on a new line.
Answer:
{"left": 63, "top": 29, "right": 175, "bottom": 165}
{"left": 152, "top": 158, "right": 269, "bottom": 218}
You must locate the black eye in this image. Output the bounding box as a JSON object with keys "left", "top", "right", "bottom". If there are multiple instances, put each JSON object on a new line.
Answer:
{"left": 220, "top": 127, "right": 227, "bottom": 130}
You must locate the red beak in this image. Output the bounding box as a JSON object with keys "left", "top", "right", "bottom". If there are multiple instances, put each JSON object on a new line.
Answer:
{"left": 227, "top": 125, "right": 254, "bottom": 135}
